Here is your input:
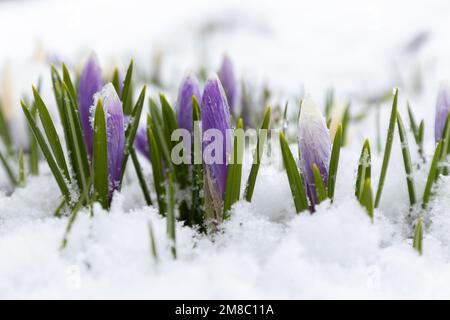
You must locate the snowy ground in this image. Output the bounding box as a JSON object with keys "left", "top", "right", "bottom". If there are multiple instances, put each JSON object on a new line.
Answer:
{"left": 2, "top": 0, "right": 450, "bottom": 299}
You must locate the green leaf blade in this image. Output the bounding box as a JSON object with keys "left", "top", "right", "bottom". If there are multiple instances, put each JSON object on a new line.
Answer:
{"left": 413, "top": 216, "right": 423, "bottom": 255}
{"left": 356, "top": 139, "right": 371, "bottom": 200}
{"left": 396, "top": 111, "right": 417, "bottom": 205}
{"left": 147, "top": 115, "right": 166, "bottom": 216}
{"left": 244, "top": 106, "right": 271, "bottom": 202}
{"left": 313, "top": 163, "right": 327, "bottom": 204}
{"left": 32, "top": 86, "right": 70, "bottom": 180}
{"left": 93, "top": 101, "right": 109, "bottom": 209}
{"left": 223, "top": 118, "right": 244, "bottom": 217}
{"left": 21, "top": 101, "right": 70, "bottom": 201}
{"left": 422, "top": 141, "right": 443, "bottom": 208}
{"left": 375, "top": 88, "right": 398, "bottom": 208}
{"left": 279, "top": 131, "right": 309, "bottom": 213}
{"left": 327, "top": 123, "right": 342, "bottom": 201}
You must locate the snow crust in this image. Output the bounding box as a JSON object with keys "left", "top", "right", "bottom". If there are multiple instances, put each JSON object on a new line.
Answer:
{"left": 1, "top": 0, "right": 450, "bottom": 299}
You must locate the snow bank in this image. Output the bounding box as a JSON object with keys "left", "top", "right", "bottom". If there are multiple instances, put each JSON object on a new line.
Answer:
{"left": 1, "top": 0, "right": 450, "bottom": 299}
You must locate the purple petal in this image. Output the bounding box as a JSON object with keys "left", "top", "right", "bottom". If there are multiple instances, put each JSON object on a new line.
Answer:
{"left": 218, "top": 55, "right": 237, "bottom": 113}
{"left": 78, "top": 54, "right": 102, "bottom": 158}
{"left": 201, "top": 75, "right": 231, "bottom": 201}
{"left": 435, "top": 86, "right": 450, "bottom": 143}
{"left": 177, "top": 74, "right": 202, "bottom": 133}
{"left": 135, "top": 126, "right": 150, "bottom": 160}
{"left": 298, "top": 98, "right": 331, "bottom": 208}
{"left": 93, "top": 83, "right": 125, "bottom": 195}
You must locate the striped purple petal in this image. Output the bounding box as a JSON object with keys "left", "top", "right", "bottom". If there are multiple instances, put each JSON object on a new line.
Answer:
{"left": 298, "top": 98, "right": 331, "bottom": 208}
{"left": 78, "top": 54, "right": 102, "bottom": 158}
{"left": 201, "top": 75, "right": 231, "bottom": 213}
{"left": 177, "top": 74, "right": 202, "bottom": 133}
{"left": 435, "top": 85, "right": 450, "bottom": 143}
{"left": 218, "top": 55, "right": 237, "bottom": 113}
{"left": 93, "top": 83, "right": 125, "bottom": 195}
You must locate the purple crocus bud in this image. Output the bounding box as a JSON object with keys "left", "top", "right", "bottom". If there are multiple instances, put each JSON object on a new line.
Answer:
{"left": 177, "top": 74, "right": 202, "bottom": 132}
{"left": 298, "top": 98, "right": 331, "bottom": 208}
{"left": 201, "top": 75, "right": 232, "bottom": 220}
{"left": 92, "top": 83, "right": 125, "bottom": 195}
{"left": 135, "top": 126, "right": 150, "bottom": 160}
{"left": 218, "top": 55, "right": 237, "bottom": 112}
{"left": 435, "top": 85, "right": 450, "bottom": 143}
{"left": 78, "top": 54, "right": 102, "bottom": 157}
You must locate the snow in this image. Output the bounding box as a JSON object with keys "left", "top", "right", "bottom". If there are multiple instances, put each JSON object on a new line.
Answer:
{"left": 1, "top": 0, "right": 450, "bottom": 299}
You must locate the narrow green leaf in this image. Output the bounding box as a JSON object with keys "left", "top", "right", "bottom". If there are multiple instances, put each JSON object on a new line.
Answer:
{"left": 120, "top": 85, "right": 147, "bottom": 183}
{"left": 112, "top": 67, "right": 121, "bottom": 95}
{"left": 121, "top": 60, "right": 134, "bottom": 115}
{"left": 93, "top": 100, "right": 109, "bottom": 209}
{"left": 422, "top": 141, "right": 443, "bottom": 208}
{"left": 160, "top": 93, "right": 178, "bottom": 145}
{"left": 53, "top": 199, "right": 66, "bottom": 218}
{"left": 191, "top": 96, "right": 204, "bottom": 227}
{"left": 51, "top": 65, "right": 74, "bottom": 172}
{"left": 18, "top": 150, "right": 25, "bottom": 187}
{"left": 244, "top": 106, "right": 271, "bottom": 202}
{"left": 149, "top": 98, "right": 175, "bottom": 174}
{"left": 417, "top": 120, "right": 425, "bottom": 161}
{"left": 223, "top": 118, "right": 244, "bottom": 217}
{"left": 396, "top": 111, "right": 417, "bottom": 205}
{"left": 148, "top": 221, "right": 159, "bottom": 262}
{"left": 361, "top": 178, "right": 374, "bottom": 222}
{"left": 341, "top": 103, "right": 351, "bottom": 146}
{"left": 375, "top": 88, "right": 398, "bottom": 208}
{"left": 0, "top": 149, "right": 17, "bottom": 186}
{"left": 21, "top": 101, "right": 70, "bottom": 201}
{"left": 160, "top": 93, "right": 188, "bottom": 187}
{"left": 62, "top": 83, "right": 89, "bottom": 195}
{"left": 147, "top": 115, "right": 166, "bottom": 215}
{"left": 0, "top": 101, "right": 13, "bottom": 155}
{"left": 279, "top": 131, "right": 309, "bottom": 213}
{"left": 413, "top": 216, "right": 423, "bottom": 255}
{"left": 130, "top": 148, "right": 153, "bottom": 206}
{"left": 438, "top": 113, "right": 450, "bottom": 176}
{"left": 282, "top": 102, "right": 288, "bottom": 136}
{"left": 62, "top": 64, "right": 78, "bottom": 106}
{"left": 28, "top": 103, "right": 39, "bottom": 175}
{"left": 313, "top": 163, "right": 327, "bottom": 203}
{"left": 407, "top": 101, "right": 419, "bottom": 139}
{"left": 328, "top": 123, "right": 342, "bottom": 201}
{"left": 166, "top": 172, "right": 176, "bottom": 259}
{"left": 324, "top": 88, "right": 334, "bottom": 125}
{"left": 60, "top": 194, "right": 86, "bottom": 249}
{"left": 32, "top": 86, "right": 70, "bottom": 180}
{"left": 356, "top": 139, "right": 371, "bottom": 200}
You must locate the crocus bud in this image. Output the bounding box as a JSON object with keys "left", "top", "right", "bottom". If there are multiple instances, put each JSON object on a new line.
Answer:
{"left": 92, "top": 83, "right": 125, "bottom": 195}
{"left": 201, "top": 75, "right": 232, "bottom": 221}
{"left": 218, "top": 55, "right": 237, "bottom": 112}
{"left": 78, "top": 54, "right": 102, "bottom": 157}
{"left": 177, "top": 74, "right": 202, "bottom": 132}
{"left": 298, "top": 98, "right": 331, "bottom": 208}
{"left": 135, "top": 126, "right": 150, "bottom": 160}
{"left": 435, "top": 85, "right": 450, "bottom": 143}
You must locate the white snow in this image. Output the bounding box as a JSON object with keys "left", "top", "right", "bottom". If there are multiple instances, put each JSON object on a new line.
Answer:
{"left": 1, "top": 0, "right": 450, "bottom": 299}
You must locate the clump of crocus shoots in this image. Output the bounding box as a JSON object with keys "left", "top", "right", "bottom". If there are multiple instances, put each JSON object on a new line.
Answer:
{"left": 297, "top": 98, "right": 331, "bottom": 210}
